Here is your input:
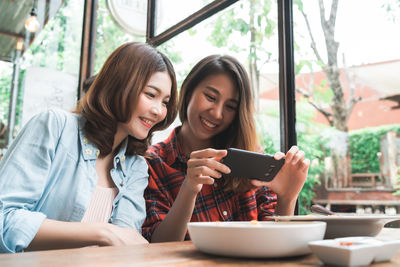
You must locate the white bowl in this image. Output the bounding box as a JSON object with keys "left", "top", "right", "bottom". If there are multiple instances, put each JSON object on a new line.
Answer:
{"left": 187, "top": 221, "right": 326, "bottom": 258}
{"left": 309, "top": 237, "right": 400, "bottom": 266}
{"left": 273, "top": 214, "right": 400, "bottom": 238}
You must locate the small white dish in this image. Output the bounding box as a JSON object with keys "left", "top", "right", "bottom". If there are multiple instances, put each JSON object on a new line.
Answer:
{"left": 308, "top": 239, "right": 377, "bottom": 267}
{"left": 187, "top": 221, "right": 326, "bottom": 258}
{"left": 309, "top": 237, "right": 400, "bottom": 266}
{"left": 335, "top": 236, "right": 400, "bottom": 263}
{"left": 272, "top": 214, "right": 400, "bottom": 238}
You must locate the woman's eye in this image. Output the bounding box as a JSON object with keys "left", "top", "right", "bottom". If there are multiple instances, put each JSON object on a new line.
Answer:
{"left": 226, "top": 105, "right": 237, "bottom": 111}
{"left": 145, "top": 92, "right": 155, "bottom": 98}
{"left": 205, "top": 94, "right": 216, "bottom": 102}
{"left": 162, "top": 100, "right": 169, "bottom": 106}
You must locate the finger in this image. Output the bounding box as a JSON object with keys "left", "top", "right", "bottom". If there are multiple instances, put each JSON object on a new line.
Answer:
{"left": 196, "top": 175, "right": 215, "bottom": 185}
{"left": 301, "top": 158, "right": 311, "bottom": 172}
{"left": 285, "top": 146, "right": 299, "bottom": 162}
{"left": 187, "top": 158, "right": 230, "bottom": 174}
{"left": 190, "top": 148, "right": 228, "bottom": 160}
{"left": 251, "top": 179, "right": 270, "bottom": 187}
{"left": 292, "top": 150, "right": 305, "bottom": 165}
{"left": 190, "top": 165, "right": 224, "bottom": 179}
{"left": 274, "top": 152, "right": 285, "bottom": 160}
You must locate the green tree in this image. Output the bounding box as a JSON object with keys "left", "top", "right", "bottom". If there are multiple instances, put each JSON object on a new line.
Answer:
{"left": 207, "top": 0, "right": 276, "bottom": 111}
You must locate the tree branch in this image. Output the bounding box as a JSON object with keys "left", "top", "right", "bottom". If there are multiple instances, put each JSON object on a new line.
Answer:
{"left": 300, "top": 8, "right": 324, "bottom": 64}
{"left": 329, "top": 0, "right": 339, "bottom": 28}
{"left": 296, "top": 87, "right": 333, "bottom": 125}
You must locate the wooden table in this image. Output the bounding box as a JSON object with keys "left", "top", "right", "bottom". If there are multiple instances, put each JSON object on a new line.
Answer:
{"left": 1, "top": 228, "right": 400, "bottom": 266}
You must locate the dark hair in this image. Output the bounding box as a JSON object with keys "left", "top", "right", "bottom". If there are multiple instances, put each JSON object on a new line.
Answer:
{"left": 81, "top": 75, "right": 97, "bottom": 94}
{"left": 178, "top": 55, "right": 257, "bottom": 192}
{"left": 76, "top": 42, "right": 177, "bottom": 157}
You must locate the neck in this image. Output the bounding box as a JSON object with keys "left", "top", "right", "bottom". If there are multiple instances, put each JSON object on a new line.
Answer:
{"left": 178, "top": 124, "right": 213, "bottom": 156}
{"left": 113, "top": 124, "right": 128, "bottom": 153}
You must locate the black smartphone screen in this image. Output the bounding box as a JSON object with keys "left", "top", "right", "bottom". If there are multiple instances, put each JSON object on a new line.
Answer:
{"left": 222, "top": 148, "right": 285, "bottom": 182}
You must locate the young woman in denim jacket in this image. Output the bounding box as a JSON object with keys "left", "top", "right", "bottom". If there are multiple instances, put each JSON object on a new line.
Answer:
{"left": 0, "top": 42, "right": 177, "bottom": 253}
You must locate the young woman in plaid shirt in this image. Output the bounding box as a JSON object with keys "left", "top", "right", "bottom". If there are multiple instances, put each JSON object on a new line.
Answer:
{"left": 143, "top": 55, "right": 310, "bottom": 242}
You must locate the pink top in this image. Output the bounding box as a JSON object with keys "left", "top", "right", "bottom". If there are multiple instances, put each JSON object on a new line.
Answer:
{"left": 82, "top": 186, "right": 118, "bottom": 223}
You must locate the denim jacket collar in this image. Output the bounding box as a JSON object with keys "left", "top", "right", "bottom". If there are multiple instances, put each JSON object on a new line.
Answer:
{"left": 78, "top": 117, "right": 128, "bottom": 176}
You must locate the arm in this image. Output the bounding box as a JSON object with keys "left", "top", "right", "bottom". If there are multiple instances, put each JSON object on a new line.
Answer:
{"left": 256, "top": 186, "right": 278, "bottom": 220}
{"left": 144, "top": 149, "right": 230, "bottom": 243}
{"left": 0, "top": 111, "right": 62, "bottom": 253}
{"left": 149, "top": 179, "right": 198, "bottom": 242}
{"left": 26, "top": 219, "right": 147, "bottom": 251}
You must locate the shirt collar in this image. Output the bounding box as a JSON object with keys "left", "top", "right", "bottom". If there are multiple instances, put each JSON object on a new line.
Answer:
{"left": 155, "top": 126, "right": 188, "bottom": 166}
{"left": 78, "top": 117, "right": 99, "bottom": 161}
{"left": 78, "top": 116, "right": 128, "bottom": 163}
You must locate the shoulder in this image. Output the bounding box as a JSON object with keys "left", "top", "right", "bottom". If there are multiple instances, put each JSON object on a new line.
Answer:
{"left": 147, "top": 126, "right": 180, "bottom": 161}
{"left": 147, "top": 143, "right": 164, "bottom": 159}
{"left": 125, "top": 154, "right": 149, "bottom": 177}
{"left": 27, "top": 109, "right": 79, "bottom": 128}
{"left": 19, "top": 109, "right": 71, "bottom": 137}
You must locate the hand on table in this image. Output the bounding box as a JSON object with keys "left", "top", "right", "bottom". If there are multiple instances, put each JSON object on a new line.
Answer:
{"left": 103, "top": 224, "right": 149, "bottom": 246}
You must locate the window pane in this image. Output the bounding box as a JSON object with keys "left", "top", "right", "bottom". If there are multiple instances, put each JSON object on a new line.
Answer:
{"left": 95, "top": 0, "right": 145, "bottom": 73}
{"left": 155, "top": 0, "right": 215, "bottom": 35}
{"left": 154, "top": 1, "right": 280, "bottom": 154}
{"left": 13, "top": 0, "right": 84, "bottom": 134}
{"left": 293, "top": 0, "right": 400, "bottom": 215}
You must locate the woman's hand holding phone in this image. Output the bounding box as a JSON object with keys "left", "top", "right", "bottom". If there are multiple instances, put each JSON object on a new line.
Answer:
{"left": 251, "top": 146, "right": 310, "bottom": 216}
{"left": 183, "top": 148, "right": 231, "bottom": 194}
{"left": 255, "top": 146, "right": 310, "bottom": 201}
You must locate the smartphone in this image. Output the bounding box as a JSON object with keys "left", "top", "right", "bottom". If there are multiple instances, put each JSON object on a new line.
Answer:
{"left": 221, "top": 148, "right": 285, "bottom": 182}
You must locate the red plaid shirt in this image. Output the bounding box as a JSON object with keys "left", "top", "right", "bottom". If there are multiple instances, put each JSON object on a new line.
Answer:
{"left": 142, "top": 127, "right": 277, "bottom": 240}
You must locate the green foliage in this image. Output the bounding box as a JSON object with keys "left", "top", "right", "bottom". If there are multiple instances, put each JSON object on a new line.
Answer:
{"left": 295, "top": 59, "right": 312, "bottom": 74}
{"left": 0, "top": 64, "right": 12, "bottom": 125}
{"left": 382, "top": 0, "right": 400, "bottom": 22}
{"left": 297, "top": 132, "right": 324, "bottom": 215}
{"left": 261, "top": 132, "right": 275, "bottom": 155}
{"left": 206, "top": 0, "right": 276, "bottom": 67}
{"left": 94, "top": 0, "right": 142, "bottom": 73}
{"left": 350, "top": 124, "right": 400, "bottom": 173}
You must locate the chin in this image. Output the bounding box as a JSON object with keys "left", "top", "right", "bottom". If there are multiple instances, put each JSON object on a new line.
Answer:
{"left": 130, "top": 131, "right": 149, "bottom": 141}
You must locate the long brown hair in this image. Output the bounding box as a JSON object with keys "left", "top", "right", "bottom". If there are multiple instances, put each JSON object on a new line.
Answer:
{"left": 179, "top": 55, "right": 257, "bottom": 192}
{"left": 76, "top": 42, "right": 177, "bottom": 157}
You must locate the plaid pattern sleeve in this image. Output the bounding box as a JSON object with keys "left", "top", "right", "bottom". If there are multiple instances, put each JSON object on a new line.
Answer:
{"left": 142, "top": 158, "right": 174, "bottom": 241}
{"left": 255, "top": 186, "right": 278, "bottom": 220}
{"left": 142, "top": 129, "right": 187, "bottom": 241}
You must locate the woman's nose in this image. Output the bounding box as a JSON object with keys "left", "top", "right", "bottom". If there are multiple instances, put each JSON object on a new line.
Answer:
{"left": 150, "top": 101, "right": 163, "bottom": 115}
{"left": 211, "top": 104, "right": 223, "bottom": 119}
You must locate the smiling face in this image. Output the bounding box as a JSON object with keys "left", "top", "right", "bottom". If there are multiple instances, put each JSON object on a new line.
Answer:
{"left": 181, "top": 73, "right": 239, "bottom": 146}
{"left": 118, "top": 71, "right": 172, "bottom": 141}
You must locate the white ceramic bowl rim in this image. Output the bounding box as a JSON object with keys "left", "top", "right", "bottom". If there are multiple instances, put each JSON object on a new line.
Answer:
{"left": 187, "top": 221, "right": 326, "bottom": 229}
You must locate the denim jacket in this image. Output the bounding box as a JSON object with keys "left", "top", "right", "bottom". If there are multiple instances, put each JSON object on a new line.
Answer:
{"left": 0, "top": 109, "right": 148, "bottom": 253}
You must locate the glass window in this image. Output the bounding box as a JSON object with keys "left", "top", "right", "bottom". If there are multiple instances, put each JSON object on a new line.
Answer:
{"left": 95, "top": 0, "right": 145, "bottom": 73}
{"left": 154, "top": 1, "right": 280, "bottom": 154}
{"left": 293, "top": 0, "right": 400, "bottom": 214}
{"left": 0, "top": 61, "right": 12, "bottom": 148}
{"left": 155, "top": 0, "right": 215, "bottom": 35}
{"left": 9, "top": 0, "right": 84, "bottom": 136}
